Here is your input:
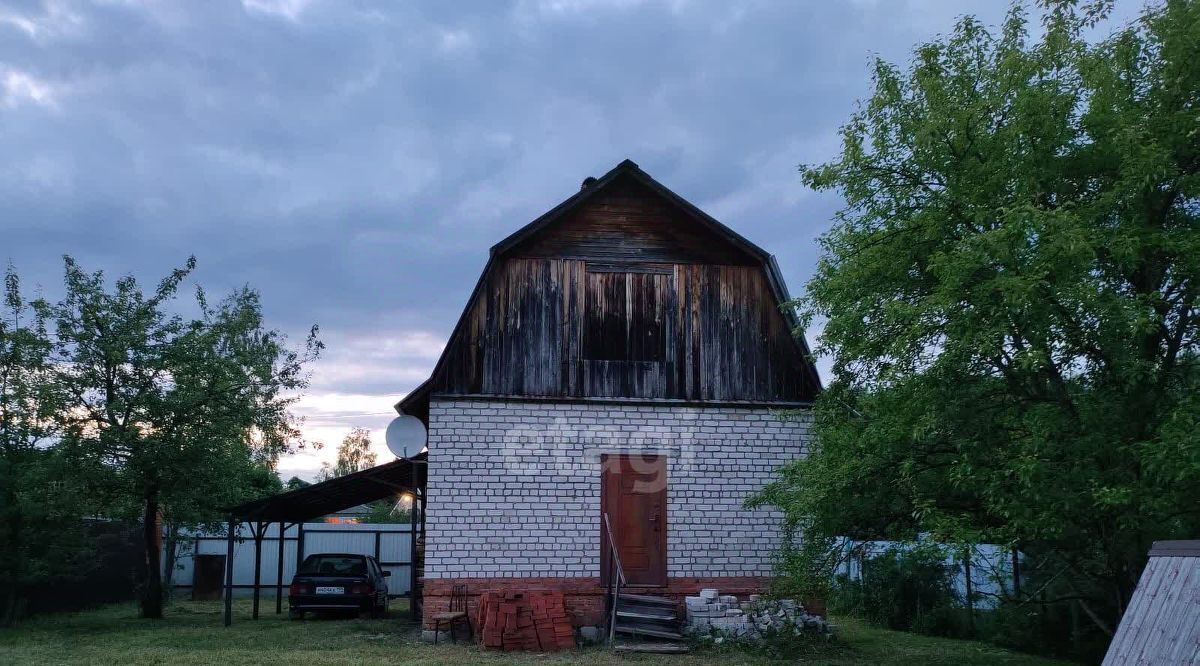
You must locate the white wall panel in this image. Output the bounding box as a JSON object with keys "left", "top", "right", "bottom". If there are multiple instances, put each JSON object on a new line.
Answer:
{"left": 169, "top": 522, "right": 414, "bottom": 597}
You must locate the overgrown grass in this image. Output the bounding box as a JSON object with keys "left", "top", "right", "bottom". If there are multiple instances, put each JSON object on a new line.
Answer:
{"left": 0, "top": 599, "right": 1065, "bottom": 665}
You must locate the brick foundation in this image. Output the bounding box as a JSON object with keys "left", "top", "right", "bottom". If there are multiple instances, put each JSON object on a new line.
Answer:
{"left": 421, "top": 575, "right": 778, "bottom": 630}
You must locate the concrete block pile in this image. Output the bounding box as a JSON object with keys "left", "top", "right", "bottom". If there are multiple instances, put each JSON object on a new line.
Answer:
{"left": 684, "top": 589, "right": 832, "bottom": 640}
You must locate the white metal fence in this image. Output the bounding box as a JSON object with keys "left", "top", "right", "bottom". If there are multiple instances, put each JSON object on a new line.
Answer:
{"left": 836, "top": 540, "right": 1020, "bottom": 610}
{"left": 168, "top": 522, "right": 414, "bottom": 598}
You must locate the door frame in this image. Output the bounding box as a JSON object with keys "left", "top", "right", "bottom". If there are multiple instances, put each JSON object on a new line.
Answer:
{"left": 599, "top": 453, "right": 668, "bottom": 588}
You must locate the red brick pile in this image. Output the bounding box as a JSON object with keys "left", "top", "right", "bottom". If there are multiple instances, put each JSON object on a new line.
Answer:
{"left": 477, "top": 590, "right": 575, "bottom": 651}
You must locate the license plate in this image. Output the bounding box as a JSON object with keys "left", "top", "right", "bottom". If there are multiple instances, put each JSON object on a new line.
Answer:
{"left": 315, "top": 586, "right": 344, "bottom": 595}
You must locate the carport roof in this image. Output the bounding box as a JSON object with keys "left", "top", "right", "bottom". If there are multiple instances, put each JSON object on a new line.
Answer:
{"left": 228, "top": 452, "right": 427, "bottom": 523}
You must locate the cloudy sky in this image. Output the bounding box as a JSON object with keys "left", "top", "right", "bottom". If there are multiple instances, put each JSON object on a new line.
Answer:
{"left": 0, "top": 0, "right": 1141, "bottom": 480}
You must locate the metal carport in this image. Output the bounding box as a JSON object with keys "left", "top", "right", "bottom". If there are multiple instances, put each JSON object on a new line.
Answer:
{"left": 221, "top": 452, "right": 427, "bottom": 626}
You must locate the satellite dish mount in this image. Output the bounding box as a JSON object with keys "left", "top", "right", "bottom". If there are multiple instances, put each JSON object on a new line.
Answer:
{"left": 385, "top": 415, "right": 426, "bottom": 459}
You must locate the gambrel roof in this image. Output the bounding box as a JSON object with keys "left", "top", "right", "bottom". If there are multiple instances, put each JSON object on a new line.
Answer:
{"left": 396, "top": 159, "right": 821, "bottom": 419}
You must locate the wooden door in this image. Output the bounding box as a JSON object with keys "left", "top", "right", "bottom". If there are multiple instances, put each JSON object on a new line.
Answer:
{"left": 600, "top": 454, "right": 667, "bottom": 587}
{"left": 192, "top": 554, "right": 226, "bottom": 601}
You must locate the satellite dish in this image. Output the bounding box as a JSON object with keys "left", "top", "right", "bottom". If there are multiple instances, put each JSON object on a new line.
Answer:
{"left": 385, "top": 415, "right": 426, "bottom": 459}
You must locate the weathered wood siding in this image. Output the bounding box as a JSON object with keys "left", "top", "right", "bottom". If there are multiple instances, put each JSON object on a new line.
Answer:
{"left": 1103, "top": 549, "right": 1200, "bottom": 665}
{"left": 426, "top": 173, "right": 817, "bottom": 403}
{"left": 433, "top": 257, "right": 812, "bottom": 402}
{"left": 507, "top": 178, "right": 758, "bottom": 266}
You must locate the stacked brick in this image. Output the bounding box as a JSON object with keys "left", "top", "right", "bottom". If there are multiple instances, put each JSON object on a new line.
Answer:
{"left": 422, "top": 577, "right": 605, "bottom": 630}
{"left": 478, "top": 591, "right": 575, "bottom": 651}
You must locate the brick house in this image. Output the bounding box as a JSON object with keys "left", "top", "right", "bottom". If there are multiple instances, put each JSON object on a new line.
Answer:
{"left": 396, "top": 159, "right": 821, "bottom": 638}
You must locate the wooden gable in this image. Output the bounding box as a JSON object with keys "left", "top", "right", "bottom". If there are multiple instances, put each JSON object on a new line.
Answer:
{"left": 398, "top": 160, "right": 821, "bottom": 418}
{"left": 506, "top": 176, "right": 758, "bottom": 266}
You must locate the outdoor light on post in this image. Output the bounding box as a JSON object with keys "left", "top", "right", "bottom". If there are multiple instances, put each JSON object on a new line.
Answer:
{"left": 388, "top": 414, "right": 428, "bottom": 621}
{"left": 399, "top": 491, "right": 415, "bottom": 511}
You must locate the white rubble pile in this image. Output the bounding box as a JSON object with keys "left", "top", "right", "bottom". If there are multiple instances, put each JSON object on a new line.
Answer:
{"left": 684, "top": 589, "right": 833, "bottom": 640}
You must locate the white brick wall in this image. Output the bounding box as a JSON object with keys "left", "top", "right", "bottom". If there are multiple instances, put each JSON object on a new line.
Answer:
{"left": 423, "top": 399, "right": 811, "bottom": 579}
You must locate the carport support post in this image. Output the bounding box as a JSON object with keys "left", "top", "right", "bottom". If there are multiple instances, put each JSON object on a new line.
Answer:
{"left": 224, "top": 519, "right": 235, "bottom": 627}
{"left": 296, "top": 522, "right": 305, "bottom": 572}
{"left": 420, "top": 491, "right": 426, "bottom": 617}
{"left": 276, "top": 522, "right": 286, "bottom": 614}
{"left": 963, "top": 548, "right": 975, "bottom": 636}
{"left": 252, "top": 521, "right": 264, "bottom": 620}
{"left": 410, "top": 491, "right": 419, "bottom": 622}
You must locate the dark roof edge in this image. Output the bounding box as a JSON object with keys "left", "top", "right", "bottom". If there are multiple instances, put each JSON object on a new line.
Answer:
{"left": 429, "top": 393, "right": 815, "bottom": 410}
{"left": 395, "top": 255, "right": 495, "bottom": 416}
{"left": 1148, "top": 540, "right": 1200, "bottom": 557}
{"left": 395, "top": 378, "right": 431, "bottom": 415}
{"left": 226, "top": 451, "right": 427, "bottom": 522}
{"left": 766, "top": 255, "right": 822, "bottom": 392}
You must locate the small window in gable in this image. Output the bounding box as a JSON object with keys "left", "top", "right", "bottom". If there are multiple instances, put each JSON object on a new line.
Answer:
{"left": 583, "top": 265, "right": 669, "bottom": 362}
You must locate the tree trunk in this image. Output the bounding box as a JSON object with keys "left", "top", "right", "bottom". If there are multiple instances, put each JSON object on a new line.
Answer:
{"left": 0, "top": 583, "right": 18, "bottom": 628}
{"left": 140, "top": 489, "right": 163, "bottom": 619}
{"left": 1, "top": 467, "right": 24, "bottom": 627}
{"left": 161, "top": 522, "right": 180, "bottom": 602}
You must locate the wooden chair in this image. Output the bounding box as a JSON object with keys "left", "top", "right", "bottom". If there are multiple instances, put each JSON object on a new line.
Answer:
{"left": 432, "top": 584, "right": 471, "bottom": 644}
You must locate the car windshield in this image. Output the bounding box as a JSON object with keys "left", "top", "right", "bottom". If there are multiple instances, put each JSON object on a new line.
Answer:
{"left": 298, "top": 555, "right": 367, "bottom": 576}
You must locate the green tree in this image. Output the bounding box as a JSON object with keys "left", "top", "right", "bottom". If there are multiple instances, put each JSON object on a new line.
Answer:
{"left": 313, "top": 428, "right": 400, "bottom": 523}
{"left": 162, "top": 462, "right": 283, "bottom": 599}
{"left": 284, "top": 476, "right": 311, "bottom": 491}
{"left": 316, "top": 427, "right": 377, "bottom": 481}
{"left": 0, "top": 266, "right": 89, "bottom": 625}
{"left": 358, "top": 497, "right": 410, "bottom": 524}
{"left": 757, "top": 0, "right": 1200, "bottom": 651}
{"left": 53, "top": 256, "right": 321, "bottom": 618}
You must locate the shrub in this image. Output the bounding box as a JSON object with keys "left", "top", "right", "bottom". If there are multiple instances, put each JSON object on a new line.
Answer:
{"left": 830, "top": 543, "right": 964, "bottom": 637}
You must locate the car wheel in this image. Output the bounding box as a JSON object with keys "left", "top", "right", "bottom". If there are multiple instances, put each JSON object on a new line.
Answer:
{"left": 289, "top": 608, "right": 304, "bottom": 621}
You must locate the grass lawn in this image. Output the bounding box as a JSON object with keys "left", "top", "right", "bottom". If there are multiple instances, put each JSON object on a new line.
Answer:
{"left": 0, "top": 599, "right": 1063, "bottom": 665}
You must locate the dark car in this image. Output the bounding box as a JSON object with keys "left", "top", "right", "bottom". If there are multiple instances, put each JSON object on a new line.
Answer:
{"left": 288, "top": 553, "right": 390, "bottom": 619}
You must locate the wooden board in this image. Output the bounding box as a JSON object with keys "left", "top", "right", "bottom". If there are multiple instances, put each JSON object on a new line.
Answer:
{"left": 1103, "top": 554, "right": 1200, "bottom": 665}
{"left": 434, "top": 258, "right": 812, "bottom": 402}
{"left": 505, "top": 176, "right": 758, "bottom": 266}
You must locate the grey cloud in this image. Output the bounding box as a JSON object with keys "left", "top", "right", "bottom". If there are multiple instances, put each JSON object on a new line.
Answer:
{"left": 6, "top": 0, "right": 1125, "bottom": 471}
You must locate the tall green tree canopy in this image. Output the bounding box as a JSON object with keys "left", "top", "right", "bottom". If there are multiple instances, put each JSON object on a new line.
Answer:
{"left": 53, "top": 256, "right": 321, "bottom": 618}
{"left": 0, "top": 267, "right": 88, "bottom": 626}
{"left": 758, "top": 0, "right": 1199, "bottom": 643}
